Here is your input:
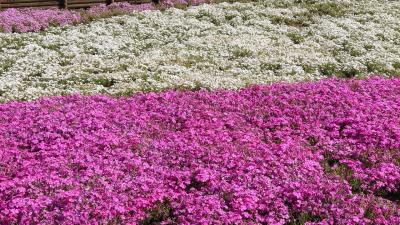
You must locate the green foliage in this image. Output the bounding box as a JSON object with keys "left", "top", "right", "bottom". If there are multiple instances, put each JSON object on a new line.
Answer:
{"left": 0, "top": 59, "right": 15, "bottom": 74}
{"left": 337, "top": 68, "right": 360, "bottom": 78}
{"left": 366, "top": 62, "right": 386, "bottom": 73}
{"left": 306, "top": 2, "right": 347, "bottom": 17}
{"left": 320, "top": 63, "right": 336, "bottom": 76}
{"left": 269, "top": 12, "right": 312, "bottom": 27}
{"left": 375, "top": 189, "right": 400, "bottom": 202}
{"left": 139, "top": 199, "right": 177, "bottom": 225}
{"left": 321, "top": 155, "right": 363, "bottom": 193}
{"left": 364, "top": 204, "right": 375, "bottom": 220}
{"left": 393, "top": 62, "right": 400, "bottom": 70}
{"left": 261, "top": 63, "right": 282, "bottom": 72}
{"left": 286, "top": 212, "right": 322, "bottom": 225}
{"left": 287, "top": 32, "right": 304, "bottom": 44}
{"left": 231, "top": 47, "right": 253, "bottom": 59}
{"left": 93, "top": 77, "right": 116, "bottom": 87}
{"left": 301, "top": 64, "right": 315, "bottom": 73}
{"left": 364, "top": 44, "right": 374, "bottom": 51}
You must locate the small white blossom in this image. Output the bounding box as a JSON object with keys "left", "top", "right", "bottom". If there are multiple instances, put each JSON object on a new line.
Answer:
{"left": 0, "top": 0, "right": 399, "bottom": 102}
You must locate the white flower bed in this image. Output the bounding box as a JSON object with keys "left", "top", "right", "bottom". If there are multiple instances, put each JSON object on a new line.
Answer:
{"left": 0, "top": 0, "right": 399, "bottom": 101}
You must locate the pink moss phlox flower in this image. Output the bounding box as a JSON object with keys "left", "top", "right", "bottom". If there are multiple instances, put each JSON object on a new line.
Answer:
{"left": 0, "top": 7, "right": 81, "bottom": 32}
{"left": 0, "top": 77, "right": 399, "bottom": 223}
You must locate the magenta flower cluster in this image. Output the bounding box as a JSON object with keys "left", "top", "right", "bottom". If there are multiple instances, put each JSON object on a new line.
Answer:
{"left": 0, "top": 77, "right": 399, "bottom": 224}
{"left": 0, "top": 8, "right": 81, "bottom": 33}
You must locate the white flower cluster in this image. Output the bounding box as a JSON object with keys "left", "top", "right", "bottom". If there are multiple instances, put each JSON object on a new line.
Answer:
{"left": 0, "top": 0, "right": 399, "bottom": 101}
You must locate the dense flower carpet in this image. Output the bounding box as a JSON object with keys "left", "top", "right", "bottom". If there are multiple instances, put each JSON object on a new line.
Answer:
{"left": 1, "top": 0, "right": 399, "bottom": 102}
{"left": 1, "top": 77, "right": 399, "bottom": 224}
{"left": 0, "top": 0, "right": 399, "bottom": 224}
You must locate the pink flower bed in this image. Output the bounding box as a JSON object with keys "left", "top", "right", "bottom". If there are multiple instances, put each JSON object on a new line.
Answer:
{"left": 0, "top": 2, "right": 154, "bottom": 33}
{"left": 0, "top": 1, "right": 210, "bottom": 33}
{"left": 0, "top": 8, "right": 81, "bottom": 33}
{"left": 0, "top": 77, "right": 399, "bottom": 224}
